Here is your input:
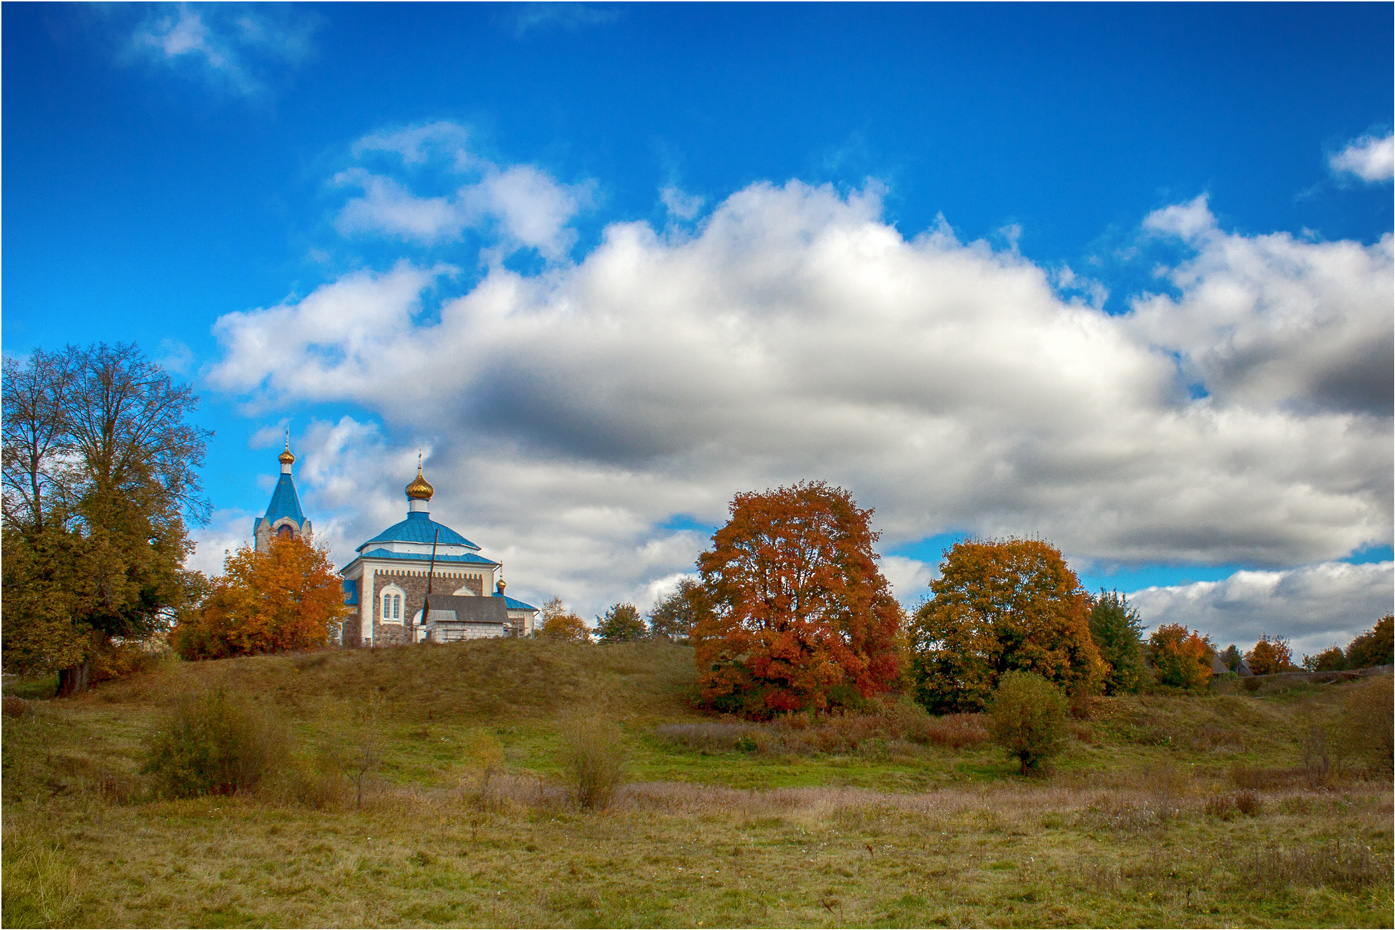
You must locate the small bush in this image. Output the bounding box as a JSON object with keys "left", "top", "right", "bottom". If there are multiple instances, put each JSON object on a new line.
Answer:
{"left": 2, "top": 696, "right": 29, "bottom": 718}
{"left": 141, "top": 688, "right": 289, "bottom": 798}
{"left": 90, "top": 642, "right": 160, "bottom": 684}
{"left": 559, "top": 716, "right": 627, "bottom": 810}
{"left": 986, "top": 671, "right": 1068, "bottom": 776}
{"left": 1234, "top": 789, "right": 1263, "bottom": 817}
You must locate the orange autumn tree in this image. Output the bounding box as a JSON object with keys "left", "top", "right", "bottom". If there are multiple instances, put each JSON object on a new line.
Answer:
{"left": 910, "top": 538, "right": 1106, "bottom": 713}
{"left": 1148, "top": 623, "right": 1214, "bottom": 690}
{"left": 1245, "top": 633, "right": 1296, "bottom": 675}
{"left": 693, "top": 481, "right": 902, "bottom": 719}
{"left": 173, "top": 536, "right": 347, "bottom": 660}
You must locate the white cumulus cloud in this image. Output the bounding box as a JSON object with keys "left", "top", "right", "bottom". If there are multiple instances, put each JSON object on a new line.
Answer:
{"left": 332, "top": 121, "right": 589, "bottom": 261}
{"left": 1329, "top": 131, "right": 1395, "bottom": 183}
{"left": 1130, "top": 196, "right": 1393, "bottom": 415}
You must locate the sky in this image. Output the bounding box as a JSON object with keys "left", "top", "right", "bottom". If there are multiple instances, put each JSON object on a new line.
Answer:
{"left": 4, "top": 2, "right": 1392, "bottom": 657}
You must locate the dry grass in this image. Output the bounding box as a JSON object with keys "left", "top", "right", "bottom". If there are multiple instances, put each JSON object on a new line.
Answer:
{"left": 2, "top": 643, "right": 1391, "bottom": 928}
{"left": 654, "top": 700, "right": 987, "bottom": 758}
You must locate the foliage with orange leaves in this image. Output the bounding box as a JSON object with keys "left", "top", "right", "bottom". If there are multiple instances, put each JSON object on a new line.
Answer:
{"left": 909, "top": 538, "right": 1106, "bottom": 713}
{"left": 693, "top": 481, "right": 902, "bottom": 719}
{"left": 1148, "top": 623, "right": 1214, "bottom": 690}
{"left": 173, "top": 536, "right": 347, "bottom": 660}
{"left": 1246, "top": 633, "right": 1296, "bottom": 675}
{"left": 537, "top": 597, "right": 593, "bottom": 643}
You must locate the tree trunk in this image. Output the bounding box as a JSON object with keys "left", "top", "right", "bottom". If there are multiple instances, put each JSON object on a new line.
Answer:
{"left": 56, "top": 659, "right": 90, "bottom": 697}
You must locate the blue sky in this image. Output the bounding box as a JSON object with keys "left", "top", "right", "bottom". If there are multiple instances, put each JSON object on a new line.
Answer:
{"left": 5, "top": 3, "right": 1392, "bottom": 654}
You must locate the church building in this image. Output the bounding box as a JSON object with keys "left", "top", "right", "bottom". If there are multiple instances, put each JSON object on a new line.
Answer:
{"left": 339, "top": 463, "right": 539, "bottom": 646}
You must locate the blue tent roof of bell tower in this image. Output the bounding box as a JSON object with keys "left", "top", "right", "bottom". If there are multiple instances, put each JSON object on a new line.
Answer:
{"left": 263, "top": 473, "right": 306, "bottom": 525}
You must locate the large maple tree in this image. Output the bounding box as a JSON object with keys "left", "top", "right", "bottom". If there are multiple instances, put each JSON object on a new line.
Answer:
{"left": 174, "top": 536, "right": 347, "bottom": 659}
{"left": 693, "top": 481, "right": 902, "bottom": 719}
{"left": 910, "top": 538, "right": 1106, "bottom": 713}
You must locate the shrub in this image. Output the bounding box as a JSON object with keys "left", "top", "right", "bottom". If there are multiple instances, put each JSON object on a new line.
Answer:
{"left": 141, "top": 688, "right": 288, "bottom": 798}
{"left": 1234, "top": 789, "right": 1263, "bottom": 817}
{"left": 90, "top": 642, "right": 160, "bottom": 684}
{"left": 559, "top": 716, "right": 627, "bottom": 810}
{"left": 986, "top": 671, "right": 1068, "bottom": 776}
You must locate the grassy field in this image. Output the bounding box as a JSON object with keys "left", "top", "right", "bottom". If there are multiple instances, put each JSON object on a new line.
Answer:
{"left": 3, "top": 639, "right": 1391, "bottom": 928}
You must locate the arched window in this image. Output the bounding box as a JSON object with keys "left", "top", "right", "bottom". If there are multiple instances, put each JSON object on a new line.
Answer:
{"left": 380, "top": 587, "right": 406, "bottom": 623}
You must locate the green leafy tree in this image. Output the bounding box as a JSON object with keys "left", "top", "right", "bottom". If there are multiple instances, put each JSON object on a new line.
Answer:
{"left": 1148, "top": 623, "right": 1213, "bottom": 690}
{"left": 1088, "top": 589, "right": 1145, "bottom": 694}
{"left": 909, "top": 538, "right": 1106, "bottom": 713}
{"left": 1346, "top": 615, "right": 1394, "bottom": 669}
{"left": 1220, "top": 644, "right": 1242, "bottom": 672}
{"left": 648, "top": 578, "right": 711, "bottom": 642}
{"left": 694, "top": 481, "right": 902, "bottom": 719}
{"left": 987, "top": 671, "right": 1069, "bottom": 776}
{"left": 595, "top": 602, "right": 647, "bottom": 643}
{"left": 1, "top": 344, "right": 209, "bottom": 694}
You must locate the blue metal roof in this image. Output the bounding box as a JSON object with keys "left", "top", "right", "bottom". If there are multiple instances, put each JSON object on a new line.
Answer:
{"left": 342, "top": 579, "right": 359, "bottom": 606}
{"left": 263, "top": 473, "right": 306, "bottom": 525}
{"left": 496, "top": 594, "right": 538, "bottom": 612}
{"left": 358, "top": 511, "right": 479, "bottom": 551}
{"left": 353, "top": 547, "right": 498, "bottom": 566}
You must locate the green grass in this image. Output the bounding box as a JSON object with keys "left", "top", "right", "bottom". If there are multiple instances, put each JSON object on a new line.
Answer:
{"left": 3, "top": 640, "right": 1391, "bottom": 927}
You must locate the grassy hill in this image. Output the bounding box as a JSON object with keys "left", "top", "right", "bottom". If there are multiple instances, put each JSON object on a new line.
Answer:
{"left": 3, "top": 640, "right": 1391, "bottom": 928}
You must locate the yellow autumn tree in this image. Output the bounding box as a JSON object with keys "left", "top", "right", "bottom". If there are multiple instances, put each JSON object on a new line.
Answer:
{"left": 910, "top": 538, "right": 1106, "bottom": 713}
{"left": 537, "top": 597, "right": 592, "bottom": 642}
{"left": 173, "top": 536, "right": 346, "bottom": 659}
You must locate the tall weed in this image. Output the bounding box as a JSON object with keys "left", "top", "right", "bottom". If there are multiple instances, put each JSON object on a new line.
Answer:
{"left": 559, "top": 716, "right": 627, "bottom": 810}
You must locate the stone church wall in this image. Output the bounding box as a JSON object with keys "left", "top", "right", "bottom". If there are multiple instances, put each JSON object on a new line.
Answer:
{"left": 369, "top": 567, "right": 488, "bottom": 646}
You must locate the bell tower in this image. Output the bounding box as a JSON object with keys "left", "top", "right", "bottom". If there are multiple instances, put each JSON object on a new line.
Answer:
{"left": 253, "top": 431, "right": 313, "bottom": 549}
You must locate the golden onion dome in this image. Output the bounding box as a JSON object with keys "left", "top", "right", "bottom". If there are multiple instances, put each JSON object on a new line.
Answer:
{"left": 405, "top": 465, "right": 434, "bottom": 501}
{"left": 279, "top": 443, "right": 296, "bottom": 466}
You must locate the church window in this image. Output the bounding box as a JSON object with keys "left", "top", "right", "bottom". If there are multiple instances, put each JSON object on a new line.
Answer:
{"left": 381, "top": 588, "right": 406, "bottom": 623}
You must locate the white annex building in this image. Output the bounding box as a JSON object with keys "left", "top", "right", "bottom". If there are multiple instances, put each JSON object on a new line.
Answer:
{"left": 338, "top": 463, "right": 538, "bottom": 646}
